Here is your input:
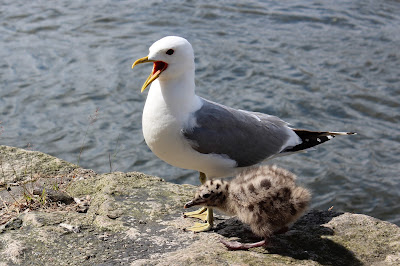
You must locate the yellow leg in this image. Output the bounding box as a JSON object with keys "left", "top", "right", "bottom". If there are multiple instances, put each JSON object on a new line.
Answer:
{"left": 199, "top": 171, "right": 207, "bottom": 184}
{"left": 185, "top": 207, "right": 214, "bottom": 232}
{"left": 183, "top": 172, "right": 208, "bottom": 221}
{"left": 184, "top": 172, "right": 214, "bottom": 232}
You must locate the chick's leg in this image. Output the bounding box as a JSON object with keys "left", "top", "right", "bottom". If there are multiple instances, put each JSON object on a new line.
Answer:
{"left": 220, "top": 238, "right": 267, "bottom": 250}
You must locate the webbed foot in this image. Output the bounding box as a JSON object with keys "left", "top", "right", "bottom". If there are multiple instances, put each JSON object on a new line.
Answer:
{"left": 183, "top": 207, "right": 208, "bottom": 221}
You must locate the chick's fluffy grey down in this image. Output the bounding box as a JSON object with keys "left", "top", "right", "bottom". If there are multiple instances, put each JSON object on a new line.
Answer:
{"left": 187, "top": 165, "right": 311, "bottom": 245}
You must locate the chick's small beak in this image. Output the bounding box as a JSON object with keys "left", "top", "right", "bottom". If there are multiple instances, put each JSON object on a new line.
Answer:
{"left": 132, "top": 56, "right": 168, "bottom": 93}
{"left": 184, "top": 200, "right": 196, "bottom": 209}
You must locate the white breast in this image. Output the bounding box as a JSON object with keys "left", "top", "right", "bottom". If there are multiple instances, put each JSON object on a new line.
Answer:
{"left": 142, "top": 82, "right": 236, "bottom": 178}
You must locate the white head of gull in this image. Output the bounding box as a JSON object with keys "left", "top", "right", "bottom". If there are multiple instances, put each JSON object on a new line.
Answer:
{"left": 132, "top": 36, "right": 355, "bottom": 232}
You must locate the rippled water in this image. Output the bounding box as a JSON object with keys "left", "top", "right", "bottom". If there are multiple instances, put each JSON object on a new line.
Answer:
{"left": 1, "top": 0, "right": 399, "bottom": 225}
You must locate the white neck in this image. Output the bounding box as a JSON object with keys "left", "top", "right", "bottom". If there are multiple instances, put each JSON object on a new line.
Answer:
{"left": 155, "top": 69, "right": 201, "bottom": 115}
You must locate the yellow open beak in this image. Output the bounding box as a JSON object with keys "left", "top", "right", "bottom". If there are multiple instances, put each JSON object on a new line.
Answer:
{"left": 132, "top": 56, "right": 167, "bottom": 93}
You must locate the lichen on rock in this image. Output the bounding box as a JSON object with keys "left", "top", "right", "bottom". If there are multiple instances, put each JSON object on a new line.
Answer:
{"left": 0, "top": 145, "right": 399, "bottom": 265}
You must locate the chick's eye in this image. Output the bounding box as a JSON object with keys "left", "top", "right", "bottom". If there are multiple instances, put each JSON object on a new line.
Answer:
{"left": 166, "top": 49, "right": 174, "bottom": 55}
{"left": 203, "top": 193, "right": 211, "bottom": 199}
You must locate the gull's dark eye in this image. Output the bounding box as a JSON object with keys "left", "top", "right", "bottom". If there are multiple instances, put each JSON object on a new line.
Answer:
{"left": 203, "top": 193, "right": 211, "bottom": 199}
{"left": 166, "top": 49, "right": 174, "bottom": 55}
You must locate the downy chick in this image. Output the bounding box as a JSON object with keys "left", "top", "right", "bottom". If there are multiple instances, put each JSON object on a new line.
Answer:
{"left": 184, "top": 165, "right": 311, "bottom": 250}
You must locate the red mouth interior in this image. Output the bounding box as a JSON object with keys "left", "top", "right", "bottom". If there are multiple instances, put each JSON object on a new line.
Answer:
{"left": 152, "top": 61, "right": 168, "bottom": 75}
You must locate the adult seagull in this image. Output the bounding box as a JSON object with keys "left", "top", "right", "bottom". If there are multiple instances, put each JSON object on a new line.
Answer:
{"left": 132, "top": 36, "right": 355, "bottom": 232}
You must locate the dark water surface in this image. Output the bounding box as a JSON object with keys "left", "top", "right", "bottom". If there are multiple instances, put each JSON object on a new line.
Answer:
{"left": 1, "top": 0, "right": 399, "bottom": 225}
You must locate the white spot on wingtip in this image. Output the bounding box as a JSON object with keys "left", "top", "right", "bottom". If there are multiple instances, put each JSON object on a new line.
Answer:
{"left": 317, "top": 138, "right": 321, "bottom": 142}
{"left": 327, "top": 135, "right": 333, "bottom": 140}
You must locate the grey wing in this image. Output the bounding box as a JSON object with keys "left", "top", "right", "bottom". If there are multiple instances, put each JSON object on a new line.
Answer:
{"left": 182, "top": 99, "right": 296, "bottom": 167}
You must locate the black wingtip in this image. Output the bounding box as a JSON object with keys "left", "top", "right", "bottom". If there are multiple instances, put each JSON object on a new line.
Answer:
{"left": 283, "top": 129, "right": 355, "bottom": 153}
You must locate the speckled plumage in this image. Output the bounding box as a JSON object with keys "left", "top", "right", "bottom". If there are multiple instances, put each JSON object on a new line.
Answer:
{"left": 185, "top": 165, "right": 311, "bottom": 248}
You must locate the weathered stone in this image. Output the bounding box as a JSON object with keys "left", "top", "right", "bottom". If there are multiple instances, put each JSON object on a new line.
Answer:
{"left": 0, "top": 217, "right": 23, "bottom": 233}
{"left": 0, "top": 145, "right": 399, "bottom": 265}
{"left": 0, "top": 145, "right": 78, "bottom": 184}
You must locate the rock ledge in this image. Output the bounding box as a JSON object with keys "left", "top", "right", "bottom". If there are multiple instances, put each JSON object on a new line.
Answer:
{"left": 0, "top": 145, "right": 399, "bottom": 265}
